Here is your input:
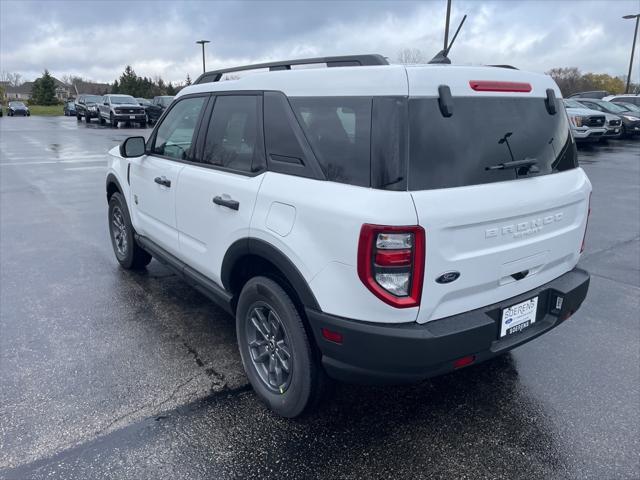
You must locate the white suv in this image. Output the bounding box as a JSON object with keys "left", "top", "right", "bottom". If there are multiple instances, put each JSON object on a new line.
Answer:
{"left": 106, "top": 55, "right": 591, "bottom": 417}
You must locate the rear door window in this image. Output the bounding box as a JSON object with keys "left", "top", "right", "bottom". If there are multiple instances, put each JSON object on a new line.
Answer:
{"left": 201, "top": 95, "right": 265, "bottom": 173}
{"left": 408, "top": 97, "right": 576, "bottom": 190}
{"left": 290, "top": 97, "right": 371, "bottom": 187}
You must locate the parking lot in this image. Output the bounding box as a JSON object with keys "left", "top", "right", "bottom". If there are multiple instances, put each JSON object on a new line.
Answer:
{"left": 0, "top": 116, "right": 638, "bottom": 479}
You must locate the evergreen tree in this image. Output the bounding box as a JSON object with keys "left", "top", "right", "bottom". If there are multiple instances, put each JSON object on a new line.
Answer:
{"left": 166, "top": 82, "right": 176, "bottom": 95}
{"left": 31, "top": 70, "right": 57, "bottom": 105}
{"left": 185, "top": 74, "right": 192, "bottom": 86}
{"left": 111, "top": 79, "right": 119, "bottom": 94}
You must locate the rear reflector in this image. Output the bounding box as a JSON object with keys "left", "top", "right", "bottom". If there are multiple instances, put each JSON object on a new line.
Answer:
{"left": 453, "top": 355, "right": 476, "bottom": 369}
{"left": 469, "top": 80, "right": 532, "bottom": 92}
{"left": 321, "top": 328, "right": 343, "bottom": 344}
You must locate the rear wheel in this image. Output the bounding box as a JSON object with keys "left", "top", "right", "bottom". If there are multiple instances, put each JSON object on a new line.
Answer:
{"left": 108, "top": 192, "right": 151, "bottom": 269}
{"left": 236, "top": 276, "right": 329, "bottom": 418}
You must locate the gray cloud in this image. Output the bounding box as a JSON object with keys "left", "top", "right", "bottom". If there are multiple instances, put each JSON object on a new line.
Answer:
{"left": 1, "top": 0, "right": 638, "bottom": 84}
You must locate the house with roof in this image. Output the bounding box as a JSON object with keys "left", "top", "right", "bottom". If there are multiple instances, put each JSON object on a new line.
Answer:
{"left": 4, "top": 76, "right": 73, "bottom": 101}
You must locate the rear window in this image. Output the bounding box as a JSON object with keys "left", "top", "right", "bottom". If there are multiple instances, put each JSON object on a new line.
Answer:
{"left": 408, "top": 97, "right": 577, "bottom": 190}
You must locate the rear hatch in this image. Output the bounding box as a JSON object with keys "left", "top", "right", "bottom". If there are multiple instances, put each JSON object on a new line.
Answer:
{"left": 406, "top": 66, "right": 591, "bottom": 323}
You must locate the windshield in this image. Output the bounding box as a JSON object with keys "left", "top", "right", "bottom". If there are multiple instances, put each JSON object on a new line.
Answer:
{"left": 110, "top": 96, "right": 137, "bottom": 105}
{"left": 588, "top": 100, "right": 626, "bottom": 113}
{"left": 564, "top": 100, "right": 586, "bottom": 109}
{"left": 85, "top": 95, "right": 102, "bottom": 103}
{"left": 408, "top": 97, "right": 576, "bottom": 190}
{"left": 616, "top": 102, "right": 640, "bottom": 112}
{"left": 159, "top": 96, "right": 174, "bottom": 107}
{"left": 10, "top": 102, "right": 25, "bottom": 107}
{"left": 136, "top": 98, "right": 151, "bottom": 105}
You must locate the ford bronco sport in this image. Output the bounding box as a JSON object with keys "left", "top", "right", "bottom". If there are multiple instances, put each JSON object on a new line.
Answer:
{"left": 106, "top": 54, "right": 591, "bottom": 417}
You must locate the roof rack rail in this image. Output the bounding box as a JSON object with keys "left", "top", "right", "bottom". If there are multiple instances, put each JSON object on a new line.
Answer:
{"left": 193, "top": 54, "right": 389, "bottom": 84}
{"left": 487, "top": 64, "right": 519, "bottom": 70}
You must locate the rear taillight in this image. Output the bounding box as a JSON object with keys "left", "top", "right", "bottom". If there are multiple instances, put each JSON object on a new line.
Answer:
{"left": 357, "top": 224, "right": 425, "bottom": 308}
{"left": 580, "top": 193, "right": 592, "bottom": 253}
{"left": 469, "top": 80, "right": 532, "bottom": 92}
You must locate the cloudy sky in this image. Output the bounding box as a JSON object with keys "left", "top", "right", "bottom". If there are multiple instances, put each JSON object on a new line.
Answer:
{"left": 1, "top": 0, "right": 639, "bottom": 85}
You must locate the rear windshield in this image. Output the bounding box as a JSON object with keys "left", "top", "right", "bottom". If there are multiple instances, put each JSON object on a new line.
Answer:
{"left": 408, "top": 97, "right": 577, "bottom": 190}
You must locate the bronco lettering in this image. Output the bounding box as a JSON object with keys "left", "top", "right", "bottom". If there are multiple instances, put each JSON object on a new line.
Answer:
{"left": 486, "top": 212, "right": 563, "bottom": 239}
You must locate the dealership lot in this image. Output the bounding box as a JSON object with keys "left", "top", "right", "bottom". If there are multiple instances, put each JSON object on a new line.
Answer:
{"left": 0, "top": 117, "right": 638, "bottom": 479}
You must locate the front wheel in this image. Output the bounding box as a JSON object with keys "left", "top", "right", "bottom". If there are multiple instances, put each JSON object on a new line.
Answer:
{"left": 110, "top": 113, "right": 118, "bottom": 128}
{"left": 236, "top": 276, "right": 330, "bottom": 418}
{"left": 108, "top": 192, "right": 152, "bottom": 269}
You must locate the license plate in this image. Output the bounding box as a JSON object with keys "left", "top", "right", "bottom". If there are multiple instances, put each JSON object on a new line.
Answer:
{"left": 129, "top": 115, "right": 136, "bottom": 119}
{"left": 615, "top": 129, "right": 620, "bottom": 133}
{"left": 500, "top": 297, "right": 538, "bottom": 338}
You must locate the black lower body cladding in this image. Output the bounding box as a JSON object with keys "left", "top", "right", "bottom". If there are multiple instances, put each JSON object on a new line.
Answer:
{"left": 307, "top": 268, "right": 589, "bottom": 384}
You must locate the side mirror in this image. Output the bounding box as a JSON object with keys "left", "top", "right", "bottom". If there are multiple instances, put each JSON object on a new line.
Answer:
{"left": 120, "top": 136, "right": 146, "bottom": 158}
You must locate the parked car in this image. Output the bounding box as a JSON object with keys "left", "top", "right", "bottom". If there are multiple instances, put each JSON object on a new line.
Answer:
{"left": 575, "top": 98, "right": 640, "bottom": 137}
{"left": 564, "top": 100, "right": 621, "bottom": 140}
{"left": 7, "top": 101, "right": 30, "bottom": 116}
{"left": 135, "top": 98, "right": 153, "bottom": 125}
{"left": 75, "top": 94, "right": 103, "bottom": 123}
{"left": 63, "top": 100, "right": 77, "bottom": 116}
{"left": 613, "top": 101, "right": 640, "bottom": 115}
{"left": 563, "top": 100, "right": 607, "bottom": 142}
{"left": 567, "top": 90, "right": 610, "bottom": 99}
{"left": 106, "top": 55, "right": 591, "bottom": 417}
{"left": 145, "top": 95, "right": 174, "bottom": 125}
{"left": 601, "top": 93, "right": 640, "bottom": 107}
{"left": 98, "top": 94, "right": 146, "bottom": 128}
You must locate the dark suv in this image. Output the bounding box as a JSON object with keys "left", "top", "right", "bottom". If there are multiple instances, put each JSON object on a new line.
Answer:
{"left": 145, "top": 95, "right": 174, "bottom": 124}
{"left": 75, "top": 94, "right": 103, "bottom": 123}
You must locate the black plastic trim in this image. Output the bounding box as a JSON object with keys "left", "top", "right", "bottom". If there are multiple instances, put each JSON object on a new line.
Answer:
{"left": 105, "top": 173, "right": 123, "bottom": 200}
{"left": 221, "top": 238, "right": 320, "bottom": 311}
{"left": 194, "top": 54, "right": 389, "bottom": 84}
{"left": 306, "top": 268, "right": 590, "bottom": 384}
{"left": 135, "top": 235, "right": 234, "bottom": 315}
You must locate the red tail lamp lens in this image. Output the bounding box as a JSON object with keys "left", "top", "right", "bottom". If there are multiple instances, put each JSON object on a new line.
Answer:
{"left": 375, "top": 249, "right": 412, "bottom": 267}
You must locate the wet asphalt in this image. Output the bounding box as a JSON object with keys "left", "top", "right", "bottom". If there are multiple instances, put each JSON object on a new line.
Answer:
{"left": 0, "top": 116, "right": 638, "bottom": 480}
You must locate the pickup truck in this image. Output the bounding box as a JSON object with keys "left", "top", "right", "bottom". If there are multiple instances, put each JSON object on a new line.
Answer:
{"left": 98, "top": 94, "right": 146, "bottom": 128}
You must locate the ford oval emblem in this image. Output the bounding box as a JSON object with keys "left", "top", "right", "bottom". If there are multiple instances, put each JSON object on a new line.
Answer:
{"left": 436, "top": 271, "right": 460, "bottom": 284}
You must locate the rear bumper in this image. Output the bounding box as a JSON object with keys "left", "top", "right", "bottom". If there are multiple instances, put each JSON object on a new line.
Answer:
{"left": 307, "top": 267, "right": 590, "bottom": 384}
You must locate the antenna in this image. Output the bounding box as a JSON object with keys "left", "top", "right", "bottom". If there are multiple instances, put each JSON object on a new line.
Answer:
{"left": 429, "top": 14, "right": 467, "bottom": 64}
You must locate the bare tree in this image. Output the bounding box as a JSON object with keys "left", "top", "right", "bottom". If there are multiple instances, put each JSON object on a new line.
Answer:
{"left": 0, "top": 71, "right": 23, "bottom": 86}
{"left": 397, "top": 48, "right": 426, "bottom": 65}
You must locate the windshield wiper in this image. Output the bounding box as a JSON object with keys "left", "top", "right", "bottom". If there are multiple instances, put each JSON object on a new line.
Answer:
{"left": 486, "top": 158, "right": 539, "bottom": 172}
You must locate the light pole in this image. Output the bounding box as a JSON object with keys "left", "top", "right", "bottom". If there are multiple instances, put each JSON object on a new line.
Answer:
{"left": 623, "top": 14, "right": 639, "bottom": 94}
{"left": 196, "top": 40, "right": 211, "bottom": 74}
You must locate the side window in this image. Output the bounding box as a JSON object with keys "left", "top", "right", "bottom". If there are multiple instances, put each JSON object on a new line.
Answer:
{"left": 290, "top": 97, "right": 372, "bottom": 187}
{"left": 151, "top": 96, "right": 206, "bottom": 160}
{"left": 201, "top": 95, "right": 264, "bottom": 173}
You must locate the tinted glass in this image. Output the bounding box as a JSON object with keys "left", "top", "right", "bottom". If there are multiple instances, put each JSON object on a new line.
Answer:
{"left": 201, "top": 95, "right": 263, "bottom": 172}
{"left": 151, "top": 96, "right": 206, "bottom": 160}
{"left": 110, "top": 96, "right": 137, "bottom": 104}
{"left": 371, "top": 97, "right": 407, "bottom": 190}
{"left": 408, "top": 97, "right": 577, "bottom": 190}
{"left": 290, "top": 97, "right": 371, "bottom": 187}
{"left": 85, "top": 95, "right": 101, "bottom": 103}
{"left": 264, "top": 92, "right": 307, "bottom": 163}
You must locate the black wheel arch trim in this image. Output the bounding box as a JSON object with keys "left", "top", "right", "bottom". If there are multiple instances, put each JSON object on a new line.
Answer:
{"left": 222, "top": 238, "right": 320, "bottom": 311}
{"left": 106, "top": 173, "right": 124, "bottom": 200}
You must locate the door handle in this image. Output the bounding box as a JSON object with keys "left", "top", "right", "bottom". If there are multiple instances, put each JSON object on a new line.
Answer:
{"left": 213, "top": 195, "right": 239, "bottom": 211}
{"left": 154, "top": 176, "right": 171, "bottom": 187}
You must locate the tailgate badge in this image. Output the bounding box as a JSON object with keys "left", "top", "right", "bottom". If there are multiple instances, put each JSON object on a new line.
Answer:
{"left": 436, "top": 271, "right": 460, "bottom": 284}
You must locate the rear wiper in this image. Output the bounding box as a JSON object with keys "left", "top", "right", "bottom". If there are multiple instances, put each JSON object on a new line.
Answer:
{"left": 486, "top": 158, "right": 539, "bottom": 173}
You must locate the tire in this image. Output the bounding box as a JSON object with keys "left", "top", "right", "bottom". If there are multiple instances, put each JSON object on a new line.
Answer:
{"left": 111, "top": 113, "right": 117, "bottom": 128}
{"left": 100, "top": 115, "right": 106, "bottom": 125}
{"left": 108, "top": 192, "right": 152, "bottom": 269}
{"left": 236, "top": 276, "right": 329, "bottom": 418}
{"left": 621, "top": 125, "right": 627, "bottom": 139}
{"left": 77, "top": 114, "right": 81, "bottom": 121}
{"left": 85, "top": 113, "right": 91, "bottom": 123}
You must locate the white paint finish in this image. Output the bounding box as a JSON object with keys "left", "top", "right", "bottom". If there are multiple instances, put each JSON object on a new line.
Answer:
{"left": 406, "top": 65, "right": 562, "bottom": 98}
{"left": 252, "top": 172, "right": 418, "bottom": 322}
{"left": 178, "top": 65, "right": 409, "bottom": 98}
{"left": 265, "top": 202, "right": 296, "bottom": 237}
{"left": 411, "top": 168, "right": 591, "bottom": 323}
{"left": 175, "top": 164, "right": 264, "bottom": 284}
{"left": 129, "top": 154, "right": 184, "bottom": 257}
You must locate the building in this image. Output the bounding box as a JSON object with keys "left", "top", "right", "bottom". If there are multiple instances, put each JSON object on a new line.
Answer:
{"left": 4, "top": 76, "right": 73, "bottom": 101}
